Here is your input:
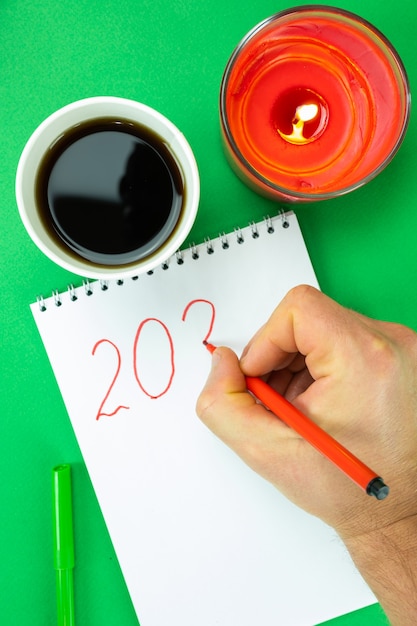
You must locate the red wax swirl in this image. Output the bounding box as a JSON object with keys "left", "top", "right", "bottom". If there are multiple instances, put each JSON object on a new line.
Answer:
{"left": 220, "top": 7, "right": 410, "bottom": 202}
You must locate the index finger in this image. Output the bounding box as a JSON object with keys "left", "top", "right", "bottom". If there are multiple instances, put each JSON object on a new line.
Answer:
{"left": 240, "top": 285, "right": 364, "bottom": 379}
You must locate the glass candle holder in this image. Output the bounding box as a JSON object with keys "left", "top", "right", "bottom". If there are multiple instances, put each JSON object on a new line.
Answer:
{"left": 220, "top": 6, "right": 410, "bottom": 203}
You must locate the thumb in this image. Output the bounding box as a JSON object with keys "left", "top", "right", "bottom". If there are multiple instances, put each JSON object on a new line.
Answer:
{"left": 196, "top": 346, "right": 250, "bottom": 421}
{"left": 196, "top": 346, "right": 290, "bottom": 459}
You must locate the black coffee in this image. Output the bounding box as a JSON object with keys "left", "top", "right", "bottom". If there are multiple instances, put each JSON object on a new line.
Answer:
{"left": 36, "top": 118, "right": 184, "bottom": 266}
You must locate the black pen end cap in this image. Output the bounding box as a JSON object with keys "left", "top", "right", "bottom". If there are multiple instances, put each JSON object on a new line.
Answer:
{"left": 367, "top": 477, "right": 390, "bottom": 500}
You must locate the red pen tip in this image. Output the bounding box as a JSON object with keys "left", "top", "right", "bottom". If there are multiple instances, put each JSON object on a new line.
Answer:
{"left": 203, "top": 341, "right": 217, "bottom": 354}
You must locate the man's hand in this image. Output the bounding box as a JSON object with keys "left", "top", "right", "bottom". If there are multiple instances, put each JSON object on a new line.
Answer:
{"left": 197, "top": 286, "right": 417, "bottom": 625}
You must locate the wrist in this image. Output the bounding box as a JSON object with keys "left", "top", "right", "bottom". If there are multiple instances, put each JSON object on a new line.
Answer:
{"left": 342, "top": 515, "right": 417, "bottom": 626}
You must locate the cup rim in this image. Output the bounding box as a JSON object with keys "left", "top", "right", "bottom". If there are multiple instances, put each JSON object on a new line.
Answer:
{"left": 219, "top": 5, "right": 411, "bottom": 202}
{"left": 16, "top": 96, "right": 200, "bottom": 278}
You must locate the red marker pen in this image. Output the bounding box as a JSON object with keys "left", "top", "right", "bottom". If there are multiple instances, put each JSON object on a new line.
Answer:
{"left": 204, "top": 342, "right": 389, "bottom": 500}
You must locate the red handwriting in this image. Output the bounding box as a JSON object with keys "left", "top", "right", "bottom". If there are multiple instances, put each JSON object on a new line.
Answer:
{"left": 133, "top": 318, "right": 175, "bottom": 399}
{"left": 181, "top": 299, "right": 216, "bottom": 344}
{"left": 92, "top": 298, "right": 216, "bottom": 420}
{"left": 92, "top": 339, "right": 130, "bottom": 421}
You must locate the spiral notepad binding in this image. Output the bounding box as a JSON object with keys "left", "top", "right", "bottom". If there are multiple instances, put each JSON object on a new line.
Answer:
{"left": 35, "top": 211, "right": 292, "bottom": 312}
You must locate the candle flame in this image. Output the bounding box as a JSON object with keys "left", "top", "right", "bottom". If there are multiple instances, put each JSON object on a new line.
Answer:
{"left": 296, "top": 104, "right": 319, "bottom": 123}
{"left": 278, "top": 103, "right": 319, "bottom": 145}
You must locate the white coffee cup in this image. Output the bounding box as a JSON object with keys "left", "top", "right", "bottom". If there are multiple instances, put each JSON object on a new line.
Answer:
{"left": 15, "top": 96, "right": 200, "bottom": 279}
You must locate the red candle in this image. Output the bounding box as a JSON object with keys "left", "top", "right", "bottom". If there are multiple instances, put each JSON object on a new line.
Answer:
{"left": 220, "top": 7, "right": 410, "bottom": 202}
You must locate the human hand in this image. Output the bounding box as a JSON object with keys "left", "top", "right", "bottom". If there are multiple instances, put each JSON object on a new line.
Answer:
{"left": 196, "top": 285, "right": 417, "bottom": 539}
{"left": 197, "top": 285, "right": 417, "bottom": 624}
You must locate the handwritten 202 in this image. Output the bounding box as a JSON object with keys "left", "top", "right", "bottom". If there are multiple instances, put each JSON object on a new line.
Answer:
{"left": 92, "top": 299, "right": 215, "bottom": 421}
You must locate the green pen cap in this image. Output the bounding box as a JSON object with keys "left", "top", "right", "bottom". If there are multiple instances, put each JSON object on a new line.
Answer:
{"left": 52, "top": 464, "right": 75, "bottom": 570}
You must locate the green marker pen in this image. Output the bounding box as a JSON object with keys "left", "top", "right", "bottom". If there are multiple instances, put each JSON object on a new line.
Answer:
{"left": 52, "top": 464, "right": 75, "bottom": 626}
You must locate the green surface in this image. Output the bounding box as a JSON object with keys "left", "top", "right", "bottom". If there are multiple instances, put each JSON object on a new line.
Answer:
{"left": 1, "top": 1, "right": 415, "bottom": 624}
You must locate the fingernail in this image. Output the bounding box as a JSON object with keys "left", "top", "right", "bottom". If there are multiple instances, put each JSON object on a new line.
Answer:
{"left": 240, "top": 343, "right": 251, "bottom": 367}
{"left": 211, "top": 348, "right": 222, "bottom": 368}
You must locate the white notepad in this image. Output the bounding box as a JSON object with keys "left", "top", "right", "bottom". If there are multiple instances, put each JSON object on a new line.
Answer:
{"left": 31, "top": 212, "right": 375, "bottom": 626}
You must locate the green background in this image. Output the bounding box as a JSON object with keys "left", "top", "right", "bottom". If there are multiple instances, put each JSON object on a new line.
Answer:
{"left": 1, "top": 0, "right": 414, "bottom": 623}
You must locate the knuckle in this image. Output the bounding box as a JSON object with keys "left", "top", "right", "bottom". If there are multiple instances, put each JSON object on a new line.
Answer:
{"left": 195, "top": 388, "right": 217, "bottom": 423}
{"left": 363, "top": 329, "right": 402, "bottom": 379}
{"left": 285, "top": 284, "right": 319, "bottom": 305}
